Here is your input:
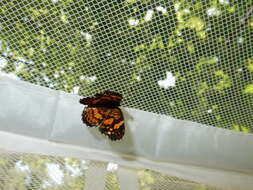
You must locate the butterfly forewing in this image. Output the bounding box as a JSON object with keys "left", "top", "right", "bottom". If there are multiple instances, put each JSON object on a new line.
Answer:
{"left": 80, "top": 91, "right": 122, "bottom": 107}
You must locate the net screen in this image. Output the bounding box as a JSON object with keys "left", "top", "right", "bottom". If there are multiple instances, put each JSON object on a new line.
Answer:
{"left": 0, "top": 149, "right": 221, "bottom": 190}
{"left": 0, "top": 1, "right": 252, "bottom": 131}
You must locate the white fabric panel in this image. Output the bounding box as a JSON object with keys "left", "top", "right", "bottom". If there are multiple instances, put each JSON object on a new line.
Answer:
{"left": 0, "top": 75, "right": 253, "bottom": 190}
{"left": 0, "top": 76, "right": 57, "bottom": 138}
{"left": 117, "top": 167, "right": 139, "bottom": 190}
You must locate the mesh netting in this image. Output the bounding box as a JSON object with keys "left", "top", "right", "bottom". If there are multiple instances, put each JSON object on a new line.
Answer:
{"left": 0, "top": 148, "right": 221, "bottom": 190}
{"left": 0, "top": 1, "right": 253, "bottom": 189}
{"left": 0, "top": 0, "right": 253, "bottom": 131}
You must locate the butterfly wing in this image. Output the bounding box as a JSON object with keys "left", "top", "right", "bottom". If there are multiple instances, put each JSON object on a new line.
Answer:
{"left": 82, "top": 107, "right": 108, "bottom": 127}
{"left": 80, "top": 91, "right": 123, "bottom": 107}
{"left": 98, "top": 107, "right": 125, "bottom": 141}
{"left": 96, "top": 91, "right": 123, "bottom": 105}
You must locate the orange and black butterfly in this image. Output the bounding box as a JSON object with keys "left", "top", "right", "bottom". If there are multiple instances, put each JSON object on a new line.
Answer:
{"left": 79, "top": 91, "right": 124, "bottom": 141}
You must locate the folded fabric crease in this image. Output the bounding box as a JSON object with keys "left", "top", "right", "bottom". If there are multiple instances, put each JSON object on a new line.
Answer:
{"left": 0, "top": 75, "right": 253, "bottom": 190}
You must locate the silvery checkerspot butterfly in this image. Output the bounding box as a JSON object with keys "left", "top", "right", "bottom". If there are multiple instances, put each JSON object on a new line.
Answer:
{"left": 80, "top": 91, "right": 124, "bottom": 141}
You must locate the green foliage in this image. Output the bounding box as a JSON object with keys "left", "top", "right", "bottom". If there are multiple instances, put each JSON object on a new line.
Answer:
{"left": 232, "top": 124, "right": 251, "bottom": 133}
{"left": 138, "top": 169, "right": 155, "bottom": 190}
{"left": 243, "top": 84, "right": 253, "bottom": 94}
{"left": 0, "top": 154, "right": 221, "bottom": 190}
{"left": 213, "top": 70, "right": 231, "bottom": 91}
{"left": 137, "top": 169, "right": 217, "bottom": 190}
{"left": 104, "top": 172, "right": 120, "bottom": 190}
{"left": 247, "top": 58, "right": 253, "bottom": 72}
{"left": 0, "top": 154, "right": 87, "bottom": 190}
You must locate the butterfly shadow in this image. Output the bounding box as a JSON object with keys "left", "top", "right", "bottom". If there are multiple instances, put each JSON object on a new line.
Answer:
{"left": 85, "top": 126, "right": 108, "bottom": 140}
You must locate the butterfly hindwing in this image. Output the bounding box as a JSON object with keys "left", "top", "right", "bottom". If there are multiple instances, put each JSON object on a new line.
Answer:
{"left": 99, "top": 108, "right": 125, "bottom": 141}
{"left": 82, "top": 107, "right": 107, "bottom": 127}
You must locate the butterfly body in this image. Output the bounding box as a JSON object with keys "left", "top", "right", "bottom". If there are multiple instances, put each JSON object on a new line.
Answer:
{"left": 80, "top": 91, "right": 125, "bottom": 141}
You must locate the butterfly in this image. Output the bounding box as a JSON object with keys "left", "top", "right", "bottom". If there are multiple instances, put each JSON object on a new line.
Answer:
{"left": 79, "top": 91, "right": 125, "bottom": 141}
